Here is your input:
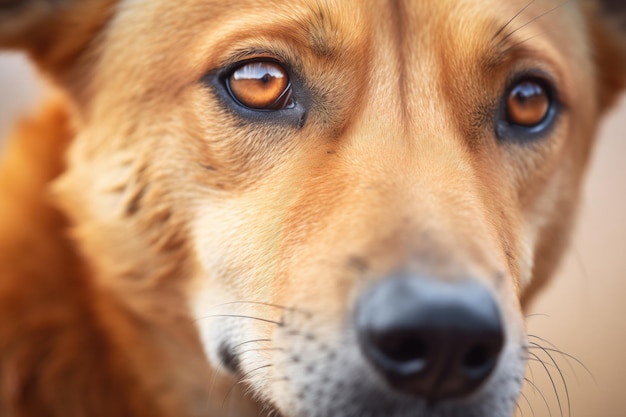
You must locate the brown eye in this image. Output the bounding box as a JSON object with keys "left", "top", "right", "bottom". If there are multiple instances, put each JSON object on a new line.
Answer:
{"left": 227, "top": 61, "right": 293, "bottom": 110}
{"left": 506, "top": 80, "right": 550, "bottom": 127}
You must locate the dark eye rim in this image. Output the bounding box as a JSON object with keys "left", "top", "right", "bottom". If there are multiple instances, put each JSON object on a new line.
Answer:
{"left": 495, "top": 72, "right": 560, "bottom": 143}
{"left": 224, "top": 58, "right": 294, "bottom": 112}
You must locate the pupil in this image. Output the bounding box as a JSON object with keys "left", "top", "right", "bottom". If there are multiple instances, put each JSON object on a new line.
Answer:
{"left": 261, "top": 73, "right": 271, "bottom": 84}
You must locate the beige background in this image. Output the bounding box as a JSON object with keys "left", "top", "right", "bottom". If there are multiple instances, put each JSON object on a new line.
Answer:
{"left": 0, "top": 51, "right": 625, "bottom": 417}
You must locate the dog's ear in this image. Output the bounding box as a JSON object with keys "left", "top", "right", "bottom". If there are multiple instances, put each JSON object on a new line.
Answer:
{"left": 588, "top": 0, "right": 626, "bottom": 110}
{"left": 0, "top": 0, "right": 117, "bottom": 72}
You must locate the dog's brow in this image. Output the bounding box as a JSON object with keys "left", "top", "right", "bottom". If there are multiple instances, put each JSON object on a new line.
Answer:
{"left": 303, "top": 25, "right": 335, "bottom": 57}
{"left": 300, "top": 0, "right": 342, "bottom": 57}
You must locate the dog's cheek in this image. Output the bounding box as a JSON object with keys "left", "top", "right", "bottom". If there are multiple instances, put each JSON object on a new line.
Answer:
{"left": 517, "top": 162, "right": 583, "bottom": 307}
{"left": 189, "top": 189, "right": 295, "bottom": 364}
{"left": 191, "top": 195, "right": 286, "bottom": 294}
{"left": 518, "top": 169, "right": 567, "bottom": 286}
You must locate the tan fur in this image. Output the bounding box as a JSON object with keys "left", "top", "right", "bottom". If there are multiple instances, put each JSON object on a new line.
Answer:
{"left": 0, "top": 0, "right": 625, "bottom": 416}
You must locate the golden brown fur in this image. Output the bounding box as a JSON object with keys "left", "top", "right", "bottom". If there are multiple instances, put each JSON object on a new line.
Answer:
{"left": 0, "top": 0, "right": 625, "bottom": 416}
{"left": 0, "top": 96, "right": 225, "bottom": 416}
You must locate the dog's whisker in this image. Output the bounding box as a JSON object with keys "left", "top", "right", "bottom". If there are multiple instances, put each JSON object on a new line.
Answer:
{"left": 197, "top": 314, "right": 284, "bottom": 326}
{"left": 269, "top": 376, "right": 290, "bottom": 384}
{"left": 518, "top": 390, "right": 535, "bottom": 417}
{"left": 527, "top": 359, "right": 537, "bottom": 391}
{"left": 493, "top": 0, "right": 536, "bottom": 40}
{"left": 231, "top": 338, "right": 274, "bottom": 350}
{"left": 524, "top": 356, "right": 560, "bottom": 370}
{"left": 527, "top": 334, "right": 563, "bottom": 352}
{"left": 528, "top": 337, "right": 594, "bottom": 380}
{"left": 222, "top": 363, "right": 274, "bottom": 408}
{"left": 522, "top": 349, "right": 539, "bottom": 391}
{"left": 538, "top": 347, "right": 593, "bottom": 378}
{"left": 237, "top": 347, "right": 286, "bottom": 356}
{"left": 530, "top": 342, "right": 572, "bottom": 417}
{"left": 264, "top": 408, "right": 283, "bottom": 417}
{"left": 520, "top": 343, "right": 537, "bottom": 384}
{"left": 523, "top": 376, "right": 553, "bottom": 417}
{"left": 528, "top": 350, "right": 564, "bottom": 417}
{"left": 499, "top": 0, "right": 573, "bottom": 45}
{"left": 210, "top": 301, "right": 312, "bottom": 317}
{"left": 207, "top": 364, "right": 223, "bottom": 410}
{"left": 525, "top": 313, "right": 551, "bottom": 319}
{"left": 528, "top": 347, "right": 576, "bottom": 375}
{"left": 500, "top": 29, "right": 555, "bottom": 54}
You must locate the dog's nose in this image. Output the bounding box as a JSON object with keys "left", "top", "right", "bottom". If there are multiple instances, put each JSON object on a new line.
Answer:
{"left": 355, "top": 275, "right": 504, "bottom": 401}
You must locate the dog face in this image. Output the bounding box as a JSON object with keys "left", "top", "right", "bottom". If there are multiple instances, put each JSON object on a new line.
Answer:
{"left": 2, "top": 0, "right": 625, "bottom": 416}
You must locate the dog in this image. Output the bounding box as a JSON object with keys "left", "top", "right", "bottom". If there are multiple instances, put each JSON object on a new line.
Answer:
{"left": 0, "top": 0, "right": 625, "bottom": 416}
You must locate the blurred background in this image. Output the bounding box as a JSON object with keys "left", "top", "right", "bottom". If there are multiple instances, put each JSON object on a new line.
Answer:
{"left": 0, "top": 51, "right": 624, "bottom": 417}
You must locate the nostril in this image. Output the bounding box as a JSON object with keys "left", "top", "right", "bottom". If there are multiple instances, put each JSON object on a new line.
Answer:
{"left": 462, "top": 344, "right": 494, "bottom": 379}
{"left": 377, "top": 332, "right": 429, "bottom": 364}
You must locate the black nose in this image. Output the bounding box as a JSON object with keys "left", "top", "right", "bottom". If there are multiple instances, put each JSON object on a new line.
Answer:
{"left": 355, "top": 275, "right": 505, "bottom": 401}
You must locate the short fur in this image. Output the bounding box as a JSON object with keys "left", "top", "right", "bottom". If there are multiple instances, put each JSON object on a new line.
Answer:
{"left": 0, "top": 0, "right": 624, "bottom": 416}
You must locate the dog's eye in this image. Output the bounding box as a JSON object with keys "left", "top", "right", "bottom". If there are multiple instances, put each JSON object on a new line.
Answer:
{"left": 505, "top": 80, "right": 549, "bottom": 127}
{"left": 227, "top": 61, "right": 293, "bottom": 110}
{"left": 496, "top": 76, "right": 558, "bottom": 141}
